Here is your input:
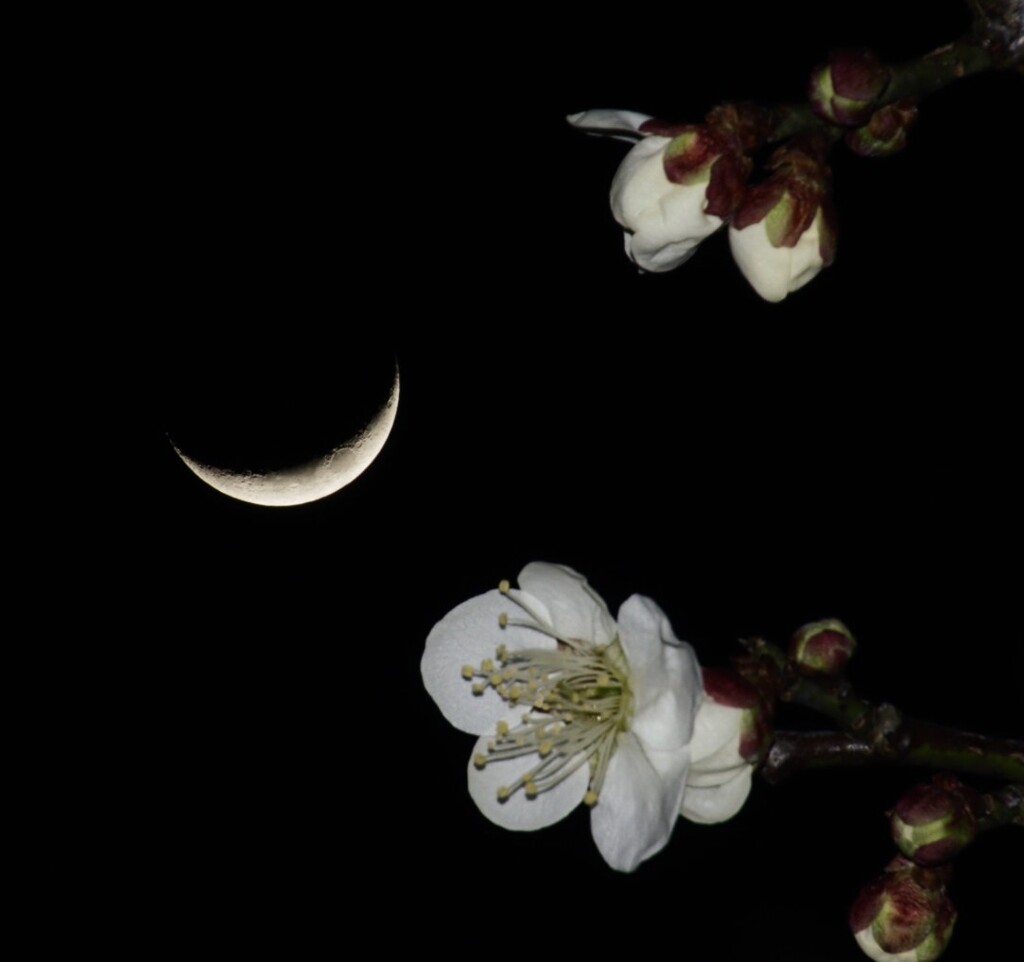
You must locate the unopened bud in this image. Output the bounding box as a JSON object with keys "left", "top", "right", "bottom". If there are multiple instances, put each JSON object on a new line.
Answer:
{"left": 850, "top": 857, "right": 956, "bottom": 961}
{"left": 891, "top": 775, "right": 978, "bottom": 865}
{"left": 846, "top": 99, "right": 918, "bottom": 158}
{"left": 809, "top": 50, "right": 891, "bottom": 126}
{"left": 789, "top": 618, "right": 856, "bottom": 676}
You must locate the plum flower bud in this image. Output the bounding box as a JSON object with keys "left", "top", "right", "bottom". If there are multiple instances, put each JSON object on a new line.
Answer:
{"left": 790, "top": 618, "right": 856, "bottom": 676}
{"left": 728, "top": 136, "right": 836, "bottom": 302}
{"left": 609, "top": 130, "right": 726, "bottom": 272}
{"left": 891, "top": 775, "right": 979, "bottom": 865}
{"left": 850, "top": 857, "right": 956, "bottom": 962}
{"left": 809, "top": 49, "right": 891, "bottom": 126}
{"left": 846, "top": 99, "right": 918, "bottom": 157}
{"left": 569, "top": 104, "right": 766, "bottom": 273}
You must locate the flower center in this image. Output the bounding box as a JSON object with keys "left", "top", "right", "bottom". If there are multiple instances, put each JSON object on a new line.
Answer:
{"left": 461, "top": 579, "right": 632, "bottom": 807}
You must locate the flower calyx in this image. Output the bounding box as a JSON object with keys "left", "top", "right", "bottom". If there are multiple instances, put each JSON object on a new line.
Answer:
{"left": 809, "top": 49, "right": 892, "bottom": 126}
{"left": 890, "top": 775, "right": 980, "bottom": 866}
{"left": 849, "top": 856, "right": 956, "bottom": 962}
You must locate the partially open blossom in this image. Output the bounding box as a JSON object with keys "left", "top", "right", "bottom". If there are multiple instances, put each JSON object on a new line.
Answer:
{"left": 809, "top": 49, "right": 891, "bottom": 126}
{"left": 850, "top": 857, "right": 956, "bottom": 961}
{"left": 790, "top": 618, "right": 857, "bottom": 676}
{"left": 891, "top": 776, "right": 979, "bottom": 866}
{"left": 728, "top": 135, "right": 836, "bottom": 302}
{"left": 421, "top": 562, "right": 756, "bottom": 871}
{"left": 568, "top": 106, "right": 762, "bottom": 273}
{"left": 683, "top": 667, "right": 771, "bottom": 824}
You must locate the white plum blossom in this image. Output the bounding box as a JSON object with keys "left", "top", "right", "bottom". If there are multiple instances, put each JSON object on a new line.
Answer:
{"left": 568, "top": 110, "right": 723, "bottom": 273}
{"left": 421, "top": 562, "right": 756, "bottom": 871}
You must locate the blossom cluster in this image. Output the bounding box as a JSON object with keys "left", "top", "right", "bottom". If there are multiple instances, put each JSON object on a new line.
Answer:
{"left": 568, "top": 108, "right": 836, "bottom": 303}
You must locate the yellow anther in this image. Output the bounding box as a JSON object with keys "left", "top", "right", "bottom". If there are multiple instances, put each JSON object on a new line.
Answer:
{"left": 508, "top": 685, "right": 522, "bottom": 701}
{"left": 524, "top": 782, "right": 538, "bottom": 799}
{"left": 497, "top": 786, "right": 511, "bottom": 801}
{"left": 489, "top": 673, "right": 503, "bottom": 687}
{"left": 496, "top": 644, "right": 508, "bottom": 661}
{"left": 539, "top": 740, "right": 554, "bottom": 756}
{"left": 481, "top": 658, "right": 494, "bottom": 673}
{"left": 473, "top": 754, "right": 488, "bottom": 769}
{"left": 471, "top": 683, "right": 485, "bottom": 695}
{"left": 498, "top": 612, "right": 509, "bottom": 628}
{"left": 562, "top": 712, "right": 574, "bottom": 723}
{"left": 499, "top": 579, "right": 511, "bottom": 594}
{"left": 496, "top": 721, "right": 509, "bottom": 735}
{"left": 584, "top": 790, "right": 599, "bottom": 807}
{"left": 503, "top": 666, "right": 516, "bottom": 681}
{"left": 461, "top": 665, "right": 475, "bottom": 680}
{"left": 597, "top": 673, "right": 611, "bottom": 687}
{"left": 496, "top": 684, "right": 508, "bottom": 698}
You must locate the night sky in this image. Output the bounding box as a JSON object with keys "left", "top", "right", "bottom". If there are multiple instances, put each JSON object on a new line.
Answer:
{"left": 140, "top": 3, "right": 1022, "bottom": 957}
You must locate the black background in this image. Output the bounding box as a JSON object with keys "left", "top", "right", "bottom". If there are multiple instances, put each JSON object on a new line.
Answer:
{"left": 136, "top": 2, "right": 1022, "bottom": 957}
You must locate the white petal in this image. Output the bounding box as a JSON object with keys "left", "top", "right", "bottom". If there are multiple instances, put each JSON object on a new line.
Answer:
{"left": 854, "top": 926, "right": 919, "bottom": 962}
{"left": 566, "top": 109, "right": 654, "bottom": 142}
{"left": 422, "top": 588, "right": 556, "bottom": 735}
{"left": 788, "top": 210, "right": 826, "bottom": 292}
{"left": 467, "top": 721, "right": 589, "bottom": 831}
{"left": 729, "top": 216, "right": 824, "bottom": 303}
{"left": 516, "top": 562, "right": 617, "bottom": 646}
{"left": 590, "top": 733, "right": 691, "bottom": 872}
{"left": 616, "top": 594, "right": 701, "bottom": 752}
{"left": 609, "top": 136, "right": 673, "bottom": 230}
{"left": 688, "top": 699, "right": 745, "bottom": 778}
{"left": 610, "top": 137, "right": 721, "bottom": 273}
{"left": 680, "top": 764, "right": 753, "bottom": 824}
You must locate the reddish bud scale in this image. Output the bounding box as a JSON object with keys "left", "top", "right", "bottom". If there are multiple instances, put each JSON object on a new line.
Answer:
{"left": 731, "top": 134, "right": 832, "bottom": 247}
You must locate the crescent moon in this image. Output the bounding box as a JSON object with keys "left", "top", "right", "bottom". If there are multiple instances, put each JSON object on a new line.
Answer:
{"left": 171, "top": 364, "right": 399, "bottom": 507}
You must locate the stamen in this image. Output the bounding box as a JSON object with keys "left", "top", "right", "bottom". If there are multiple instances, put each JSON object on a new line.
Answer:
{"left": 468, "top": 635, "right": 632, "bottom": 810}
{"left": 499, "top": 579, "right": 511, "bottom": 594}
{"left": 498, "top": 613, "right": 509, "bottom": 628}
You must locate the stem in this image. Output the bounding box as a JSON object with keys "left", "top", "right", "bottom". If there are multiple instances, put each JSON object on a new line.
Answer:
{"left": 763, "top": 729, "right": 1024, "bottom": 784}
{"left": 742, "top": 639, "right": 1024, "bottom": 784}
{"left": 769, "top": 35, "right": 1001, "bottom": 143}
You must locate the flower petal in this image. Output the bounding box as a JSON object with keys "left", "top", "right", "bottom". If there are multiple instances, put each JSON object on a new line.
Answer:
{"left": 467, "top": 720, "right": 590, "bottom": 831}
{"left": 422, "top": 588, "right": 557, "bottom": 735}
{"left": 688, "top": 699, "right": 744, "bottom": 780}
{"left": 680, "top": 764, "right": 753, "bottom": 824}
{"left": 590, "top": 732, "right": 691, "bottom": 872}
{"left": 610, "top": 137, "right": 722, "bottom": 273}
{"left": 566, "top": 109, "right": 654, "bottom": 142}
{"left": 516, "top": 562, "right": 617, "bottom": 647}
{"left": 616, "top": 594, "right": 701, "bottom": 752}
{"left": 728, "top": 212, "right": 825, "bottom": 303}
